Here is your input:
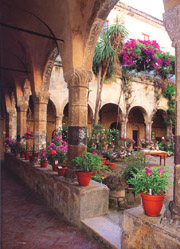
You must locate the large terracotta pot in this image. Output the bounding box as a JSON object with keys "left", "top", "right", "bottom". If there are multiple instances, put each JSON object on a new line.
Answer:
{"left": 76, "top": 171, "right": 93, "bottom": 187}
{"left": 41, "top": 161, "right": 48, "bottom": 168}
{"left": 52, "top": 160, "right": 59, "bottom": 171}
{"left": 25, "top": 151, "right": 32, "bottom": 160}
{"left": 102, "top": 158, "right": 107, "bottom": 165}
{"left": 141, "top": 192, "right": 165, "bottom": 216}
{"left": 106, "top": 162, "right": 115, "bottom": 170}
{"left": 20, "top": 152, "right": 25, "bottom": 159}
{"left": 57, "top": 166, "right": 67, "bottom": 176}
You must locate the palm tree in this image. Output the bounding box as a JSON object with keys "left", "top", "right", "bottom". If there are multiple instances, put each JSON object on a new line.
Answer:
{"left": 92, "top": 23, "right": 128, "bottom": 125}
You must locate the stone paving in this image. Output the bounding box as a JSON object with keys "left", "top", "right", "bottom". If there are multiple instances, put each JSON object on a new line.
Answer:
{"left": 1, "top": 166, "right": 103, "bottom": 249}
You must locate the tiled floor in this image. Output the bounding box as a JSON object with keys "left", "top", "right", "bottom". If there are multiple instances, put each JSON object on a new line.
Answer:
{"left": 1, "top": 166, "right": 103, "bottom": 249}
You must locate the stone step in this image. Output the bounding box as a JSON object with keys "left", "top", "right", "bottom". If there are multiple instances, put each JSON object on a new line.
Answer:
{"left": 81, "top": 215, "right": 122, "bottom": 249}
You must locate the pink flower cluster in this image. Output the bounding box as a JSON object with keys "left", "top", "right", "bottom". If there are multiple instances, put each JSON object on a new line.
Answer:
{"left": 22, "top": 131, "right": 33, "bottom": 140}
{"left": 92, "top": 151, "right": 102, "bottom": 157}
{"left": 4, "top": 137, "right": 17, "bottom": 148}
{"left": 145, "top": 165, "right": 164, "bottom": 175}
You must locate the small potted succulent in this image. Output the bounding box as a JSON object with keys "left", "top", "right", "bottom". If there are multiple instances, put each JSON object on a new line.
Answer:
{"left": 72, "top": 151, "right": 105, "bottom": 186}
{"left": 127, "top": 165, "right": 172, "bottom": 216}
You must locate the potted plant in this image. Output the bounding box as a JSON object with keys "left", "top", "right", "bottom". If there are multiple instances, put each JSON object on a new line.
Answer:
{"left": 72, "top": 152, "right": 105, "bottom": 186}
{"left": 139, "top": 138, "right": 150, "bottom": 148}
{"left": 38, "top": 149, "right": 49, "bottom": 168}
{"left": 22, "top": 131, "right": 33, "bottom": 159}
{"left": 106, "top": 150, "right": 118, "bottom": 170}
{"left": 127, "top": 165, "right": 172, "bottom": 216}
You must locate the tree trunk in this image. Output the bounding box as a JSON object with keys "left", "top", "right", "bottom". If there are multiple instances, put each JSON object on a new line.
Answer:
{"left": 94, "top": 62, "right": 109, "bottom": 125}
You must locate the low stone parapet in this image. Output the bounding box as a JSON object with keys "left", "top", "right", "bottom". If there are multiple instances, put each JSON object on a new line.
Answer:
{"left": 122, "top": 206, "right": 180, "bottom": 249}
{"left": 4, "top": 153, "right": 109, "bottom": 227}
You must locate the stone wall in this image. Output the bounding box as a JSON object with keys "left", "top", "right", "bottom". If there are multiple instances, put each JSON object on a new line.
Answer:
{"left": 5, "top": 153, "right": 109, "bottom": 227}
{"left": 122, "top": 206, "right": 180, "bottom": 249}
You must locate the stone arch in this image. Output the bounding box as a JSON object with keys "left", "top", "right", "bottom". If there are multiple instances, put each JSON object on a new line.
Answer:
{"left": 127, "top": 106, "right": 147, "bottom": 144}
{"left": 42, "top": 48, "right": 59, "bottom": 92}
{"left": 47, "top": 99, "right": 56, "bottom": 144}
{"left": 99, "top": 103, "right": 122, "bottom": 130}
{"left": 152, "top": 109, "right": 167, "bottom": 140}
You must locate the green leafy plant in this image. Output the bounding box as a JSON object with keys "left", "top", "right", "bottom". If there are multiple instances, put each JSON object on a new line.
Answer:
{"left": 127, "top": 165, "right": 172, "bottom": 195}
{"left": 72, "top": 152, "right": 104, "bottom": 172}
{"left": 121, "top": 151, "right": 146, "bottom": 181}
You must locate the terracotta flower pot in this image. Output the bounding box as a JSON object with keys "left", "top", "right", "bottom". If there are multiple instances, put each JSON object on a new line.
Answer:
{"left": 20, "top": 152, "right": 25, "bottom": 159}
{"left": 25, "top": 151, "right": 32, "bottom": 160}
{"left": 41, "top": 161, "right": 48, "bottom": 168}
{"left": 76, "top": 171, "right": 93, "bottom": 187}
{"left": 142, "top": 145, "right": 146, "bottom": 148}
{"left": 102, "top": 158, "right": 107, "bottom": 165}
{"left": 106, "top": 162, "right": 115, "bottom": 170}
{"left": 57, "top": 166, "right": 67, "bottom": 176}
{"left": 141, "top": 192, "right": 165, "bottom": 216}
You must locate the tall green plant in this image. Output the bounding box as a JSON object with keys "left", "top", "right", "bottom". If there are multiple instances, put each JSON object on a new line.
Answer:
{"left": 92, "top": 23, "right": 128, "bottom": 125}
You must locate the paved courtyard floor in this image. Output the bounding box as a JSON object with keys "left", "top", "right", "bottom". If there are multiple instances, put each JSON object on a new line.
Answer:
{"left": 1, "top": 165, "right": 103, "bottom": 249}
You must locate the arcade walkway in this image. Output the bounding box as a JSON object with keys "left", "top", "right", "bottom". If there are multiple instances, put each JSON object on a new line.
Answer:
{"left": 1, "top": 164, "right": 103, "bottom": 249}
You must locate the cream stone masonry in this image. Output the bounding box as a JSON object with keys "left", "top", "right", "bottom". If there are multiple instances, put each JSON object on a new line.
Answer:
{"left": 33, "top": 92, "right": 50, "bottom": 153}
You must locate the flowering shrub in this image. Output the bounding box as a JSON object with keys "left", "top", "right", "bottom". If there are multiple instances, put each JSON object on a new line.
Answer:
{"left": 4, "top": 137, "right": 17, "bottom": 149}
{"left": 119, "top": 137, "right": 135, "bottom": 147}
{"left": 139, "top": 138, "right": 150, "bottom": 146}
{"left": 121, "top": 39, "right": 175, "bottom": 74}
{"left": 22, "top": 131, "right": 33, "bottom": 140}
{"left": 127, "top": 165, "right": 171, "bottom": 195}
{"left": 46, "top": 141, "right": 68, "bottom": 164}
{"left": 38, "top": 149, "right": 48, "bottom": 162}
{"left": 106, "top": 150, "right": 118, "bottom": 162}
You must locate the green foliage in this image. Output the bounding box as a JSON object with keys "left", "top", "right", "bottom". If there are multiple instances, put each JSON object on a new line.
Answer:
{"left": 93, "top": 23, "right": 128, "bottom": 78}
{"left": 127, "top": 166, "right": 172, "bottom": 195}
{"left": 72, "top": 152, "right": 103, "bottom": 172}
{"left": 121, "top": 152, "right": 146, "bottom": 181}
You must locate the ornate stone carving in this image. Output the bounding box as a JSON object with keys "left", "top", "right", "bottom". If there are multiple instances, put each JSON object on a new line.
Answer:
{"left": 163, "top": 4, "right": 180, "bottom": 46}
{"left": 42, "top": 48, "right": 58, "bottom": 91}
{"left": 33, "top": 92, "right": 50, "bottom": 104}
{"left": 64, "top": 68, "right": 93, "bottom": 88}
{"left": 23, "top": 78, "right": 31, "bottom": 97}
{"left": 17, "top": 101, "right": 29, "bottom": 112}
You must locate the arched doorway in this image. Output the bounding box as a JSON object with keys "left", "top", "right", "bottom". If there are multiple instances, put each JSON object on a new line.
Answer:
{"left": 128, "top": 107, "right": 146, "bottom": 146}
{"left": 47, "top": 100, "right": 56, "bottom": 144}
{"left": 99, "top": 103, "right": 121, "bottom": 131}
{"left": 152, "top": 109, "right": 166, "bottom": 141}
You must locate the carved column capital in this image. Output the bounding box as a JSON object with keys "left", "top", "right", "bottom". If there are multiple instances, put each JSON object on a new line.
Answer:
{"left": 163, "top": 4, "right": 180, "bottom": 46}
{"left": 33, "top": 92, "right": 50, "bottom": 104}
{"left": 64, "top": 68, "right": 93, "bottom": 88}
{"left": 17, "top": 101, "right": 29, "bottom": 112}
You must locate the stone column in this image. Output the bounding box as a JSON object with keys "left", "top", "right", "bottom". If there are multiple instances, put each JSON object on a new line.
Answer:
{"left": 17, "top": 103, "right": 28, "bottom": 141}
{"left": 163, "top": 6, "right": 180, "bottom": 226}
{"left": 145, "top": 121, "right": 153, "bottom": 141}
{"left": 56, "top": 114, "right": 63, "bottom": 131}
{"left": 33, "top": 92, "right": 49, "bottom": 153}
{"left": 8, "top": 110, "right": 17, "bottom": 139}
{"left": 64, "top": 68, "right": 92, "bottom": 168}
{"left": 121, "top": 114, "right": 127, "bottom": 138}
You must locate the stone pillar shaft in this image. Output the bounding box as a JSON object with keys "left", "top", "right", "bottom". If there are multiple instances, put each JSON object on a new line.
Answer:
{"left": 17, "top": 105, "right": 28, "bottom": 140}
{"left": 64, "top": 68, "right": 92, "bottom": 167}
{"left": 145, "top": 121, "right": 152, "bottom": 141}
{"left": 174, "top": 42, "right": 180, "bottom": 206}
{"left": 56, "top": 115, "right": 63, "bottom": 131}
{"left": 8, "top": 111, "right": 17, "bottom": 139}
{"left": 121, "top": 120, "right": 127, "bottom": 138}
{"left": 33, "top": 93, "right": 49, "bottom": 153}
